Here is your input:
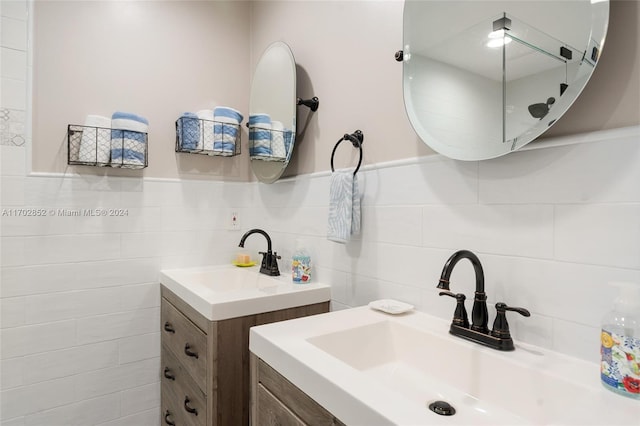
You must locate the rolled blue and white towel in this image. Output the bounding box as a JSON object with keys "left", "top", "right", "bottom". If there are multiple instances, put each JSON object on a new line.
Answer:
{"left": 248, "top": 113, "right": 271, "bottom": 127}
{"left": 110, "top": 111, "right": 148, "bottom": 167}
{"left": 177, "top": 112, "right": 200, "bottom": 151}
{"left": 284, "top": 129, "right": 294, "bottom": 161}
{"left": 78, "top": 114, "right": 111, "bottom": 164}
{"left": 196, "top": 109, "right": 214, "bottom": 150}
{"left": 249, "top": 113, "right": 272, "bottom": 157}
{"left": 270, "top": 121, "right": 286, "bottom": 160}
{"left": 327, "top": 168, "right": 361, "bottom": 244}
{"left": 213, "top": 106, "right": 243, "bottom": 154}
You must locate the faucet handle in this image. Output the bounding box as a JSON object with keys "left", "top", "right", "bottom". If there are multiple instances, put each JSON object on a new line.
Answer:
{"left": 491, "top": 302, "right": 530, "bottom": 340}
{"left": 258, "top": 251, "right": 281, "bottom": 276}
{"left": 439, "top": 291, "right": 469, "bottom": 328}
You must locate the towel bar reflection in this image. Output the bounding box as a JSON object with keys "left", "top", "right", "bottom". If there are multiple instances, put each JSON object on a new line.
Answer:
{"left": 330, "top": 130, "right": 364, "bottom": 176}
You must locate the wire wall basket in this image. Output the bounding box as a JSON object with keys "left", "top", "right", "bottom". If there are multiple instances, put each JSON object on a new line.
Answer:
{"left": 67, "top": 124, "right": 148, "bottom": 169}
{"left": 175, "top": 117, "right": 241, "bottom": 157}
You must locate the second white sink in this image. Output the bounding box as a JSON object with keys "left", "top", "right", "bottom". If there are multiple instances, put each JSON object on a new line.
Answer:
{"left": 251, "top": 306, "right": 639, "bottom": 425}
{"left": 160, "top": 265, "right": 330, "bottom": 321}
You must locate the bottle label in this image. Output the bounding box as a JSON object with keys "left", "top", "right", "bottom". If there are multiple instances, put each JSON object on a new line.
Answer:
{"left": 601, "top": 328, "right": 640, "bottom": 395}
{"left": 292, "top": 255, "right": 311, "bottom": 283}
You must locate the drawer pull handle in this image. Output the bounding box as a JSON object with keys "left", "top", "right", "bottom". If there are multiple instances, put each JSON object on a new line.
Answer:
{"left": 184, "top": 397, "right": 198, "bottom": 416}
{"left": 164, "top": 410, "right": 175, "bottom": 425}
{"left": 163, "top": 367, "right": 175, "bottom": 381}
{"left": 184, "top": 343, "right": 199, "bottom": 359}
{"left": 163, "top": 322, "right": 175, "bottom": 333}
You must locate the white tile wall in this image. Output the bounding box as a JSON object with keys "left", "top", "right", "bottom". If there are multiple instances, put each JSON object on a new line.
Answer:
{"left": 0, "top": 17, "right": 27, "bottom": 51}
{"left": 0, "top": 1, "right": 28, "bottom": 20}
{"left": 21, "top": 342, "right": 119, "bottom": 386}
{"left": 1, "top": 0, "right": 29, "bottom": 149}
{"left": 1, "top": 126, "right": 639, "bottom": 424}
{"left": 119, "top": 383, "right": 160, "bottom": 417}
{"left": 0, "top": 48, "right": 26, "bottom": 81}
{"left": 0, "top": 377, "right": 76, "bottom": 420}
{"left": 247, "top": 126, "right": 640, "bottom": 365}
{"left": 0, "top": 78, "right": 26, "bottom": 110}
{"left": 23, "top": 393, "right": 121, "bottom": 426}
{"left": 95, "top": 408, "right": 158, "bottom": 426}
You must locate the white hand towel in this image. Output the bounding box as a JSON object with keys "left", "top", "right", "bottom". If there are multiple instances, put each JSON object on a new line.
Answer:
{"left": 271, "top": 121, "right": 286, "bottom": 159}
{"left": 327, "top": 169, "right": 361, "bottom": 243}
{"left": 78, "top": 115, "right": 111, "bottom": 164}
{"left": 196, "top": 109, "right": 214, "bottom": 150}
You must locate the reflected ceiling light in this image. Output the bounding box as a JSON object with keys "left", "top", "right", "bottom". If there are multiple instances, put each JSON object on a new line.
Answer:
{"left": 487, "top": 29, "right": 512, "bottom": 48}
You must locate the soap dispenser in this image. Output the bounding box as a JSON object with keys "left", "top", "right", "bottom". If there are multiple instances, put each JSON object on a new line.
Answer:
{"left": 292, "top": 240, "right": 311, "bottom": 284}
{"left": 600, "top": 282, "right": 640, "bottom": 399}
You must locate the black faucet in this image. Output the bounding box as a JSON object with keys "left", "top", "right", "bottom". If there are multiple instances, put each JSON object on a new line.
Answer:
{"left": 238, "top": 229, "right": 281, "bottom": 276}
{"left": 437, "top": 250, "right": 530, "bottom": 351}
{"left": 438, "top": 250, "right": 489, "bottom": 333}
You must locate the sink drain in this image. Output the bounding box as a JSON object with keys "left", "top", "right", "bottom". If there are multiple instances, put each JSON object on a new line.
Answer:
{"left": 428, "top": 400, "right": 456, "bottom": 416}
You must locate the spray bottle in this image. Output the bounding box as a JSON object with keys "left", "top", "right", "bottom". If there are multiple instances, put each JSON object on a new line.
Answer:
{"left": 600, "top": 282, "right": 640, "bottom": 399}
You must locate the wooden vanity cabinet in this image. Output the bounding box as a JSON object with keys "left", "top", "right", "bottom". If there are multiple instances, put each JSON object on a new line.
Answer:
{"left": 160, "top": 285, "right": 329, "bottom": 426}
{"left": 251, "top": 354, "right": 346, "bottom": 426}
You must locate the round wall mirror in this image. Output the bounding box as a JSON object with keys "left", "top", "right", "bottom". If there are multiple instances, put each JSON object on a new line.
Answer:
{"left": 402, "top": 0, "right": 609, "bottom": 161}
{"left": 249, "top": 41, "right": 297, "bottom": 183}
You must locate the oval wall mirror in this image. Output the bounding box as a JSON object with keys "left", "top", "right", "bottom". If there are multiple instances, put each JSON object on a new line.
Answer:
{"left": 249, "top": 41, "right": 297, "bottom": 183}
{"left": 402, "top": 0, "right": 609, "bottom": 161}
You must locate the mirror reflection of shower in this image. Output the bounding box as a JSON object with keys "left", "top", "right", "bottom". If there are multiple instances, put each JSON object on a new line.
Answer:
{"left": 528, "top": 97, "right": 555, "bottom": 119}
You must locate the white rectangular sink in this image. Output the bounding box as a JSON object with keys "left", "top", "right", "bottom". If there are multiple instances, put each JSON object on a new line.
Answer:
{"left": 250, "top": 306, "right": 639, "bottom": 425}
{"left": 159, "top": 265, "right": 330, "bottom": 320}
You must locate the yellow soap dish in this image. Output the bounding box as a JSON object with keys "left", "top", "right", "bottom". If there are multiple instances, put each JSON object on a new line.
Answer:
{"left": 232, "top": 260, "right": 257, "bottom": 267}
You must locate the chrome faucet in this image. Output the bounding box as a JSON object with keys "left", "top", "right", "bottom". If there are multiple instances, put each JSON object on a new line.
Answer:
{"left": 437, "top": 250, "right": 530, "bottom": 351}
{"left": 238, "top": 229, "right": 281, "bottom": 276}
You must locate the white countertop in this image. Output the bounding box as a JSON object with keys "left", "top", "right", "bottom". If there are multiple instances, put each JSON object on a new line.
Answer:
{"left": 159, "top": 264, "right": 331, "bottom": 320}
{"left": 250, "top": 306, "right": 640, "bottom": 426}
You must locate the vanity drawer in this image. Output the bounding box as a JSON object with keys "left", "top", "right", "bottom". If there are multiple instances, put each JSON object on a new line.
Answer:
{"left": 161, "top": 298, "right": 208, "bottom": 393}
{"left": 256, "top": 358, "right": 345, "bottom": 426}
{"left": 257, "top": 383, "right": 306, "bottom": 426}
{"left": 162, "top": 345, "right": 207, "bottom": 426}
{"left": 162, "top": 386, "right": 203, "bottom": 426}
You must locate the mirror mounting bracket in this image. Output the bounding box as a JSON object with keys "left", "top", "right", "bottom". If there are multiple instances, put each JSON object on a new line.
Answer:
{"left": 296, "top": 97, "right": 319, "bottom": 112}
{"left": 493, "top": 15, "right": 511, "bottom": 31}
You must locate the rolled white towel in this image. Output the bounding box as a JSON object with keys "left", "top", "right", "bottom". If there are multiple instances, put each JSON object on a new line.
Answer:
{"left": 77, "top": 115, "right": 111, "bottom": 164}
{"left": 110, "top": 112, "right": 148, "bottom": 168}
{"left": 196, "top": 109, "right": 214, "bottom": 150}
{"left": 271, "top": 121, "right": 286, "bottom": 159}
{"left": 213, "top": 106, "right": 243, "bottom": 154}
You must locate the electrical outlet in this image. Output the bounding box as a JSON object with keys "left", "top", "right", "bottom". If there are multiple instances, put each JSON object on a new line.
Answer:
{"left": 229, "top": 211, "right": 240, "bottom": 231}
